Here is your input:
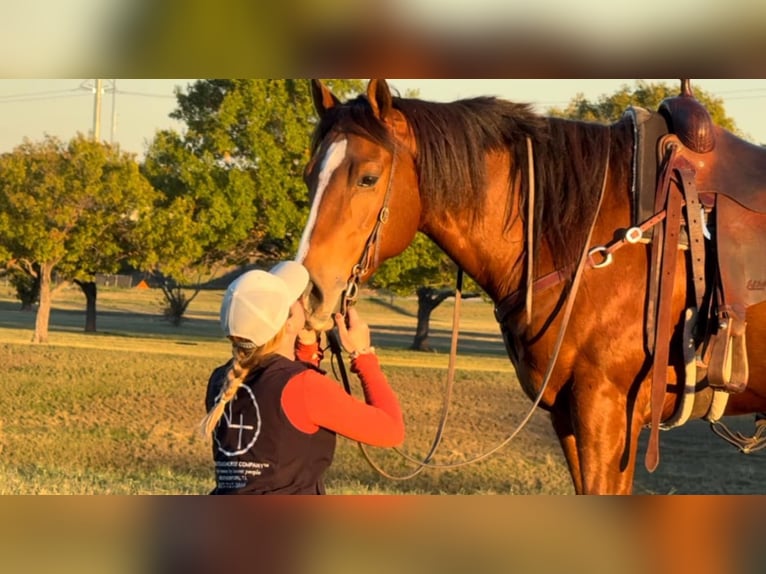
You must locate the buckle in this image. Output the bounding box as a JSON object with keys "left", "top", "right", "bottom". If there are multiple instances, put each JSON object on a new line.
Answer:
{"left": 625, "top": 227, "right": 643, "bottom": 244}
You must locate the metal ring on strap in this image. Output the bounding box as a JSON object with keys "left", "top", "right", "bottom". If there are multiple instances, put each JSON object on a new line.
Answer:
{"left": 588, "top": 246, "right": 613, "bottom": 269}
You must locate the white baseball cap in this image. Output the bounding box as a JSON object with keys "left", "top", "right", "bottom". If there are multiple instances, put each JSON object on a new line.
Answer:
{"left": 220, "top": 261, "right": 310, "bottom": 346}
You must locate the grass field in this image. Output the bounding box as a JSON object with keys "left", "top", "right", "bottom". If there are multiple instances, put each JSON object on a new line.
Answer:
{"left": 0, "top": 281, "right": 763, "bottom": 494}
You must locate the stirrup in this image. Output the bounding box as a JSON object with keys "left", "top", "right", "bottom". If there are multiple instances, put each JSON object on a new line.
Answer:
{"left": 707, "top": 315, "right": 748, "bottom": 393}
{"left": 709, "top": 417, "right": 766, "bottom": 454}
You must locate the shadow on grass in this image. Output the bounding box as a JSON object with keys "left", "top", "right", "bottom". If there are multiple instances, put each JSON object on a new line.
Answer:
{"left": 633, "top": 416, "right": 765, "bottom": 494}
{"left": 366, "top": 296, "right": 417, "bottom": 318}
{"left": 0, "top": 299, "right": 507, "bottom": 356}
{"left": 0, "top": 299, "right": 222, "bottom": 342}
{"left": 369, "top": 324, "right": 507, "bottom": 358}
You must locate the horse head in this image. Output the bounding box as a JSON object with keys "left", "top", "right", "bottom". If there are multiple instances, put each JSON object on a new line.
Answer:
{"left": 297, "top": 79, "right": 422, "bottom": 331}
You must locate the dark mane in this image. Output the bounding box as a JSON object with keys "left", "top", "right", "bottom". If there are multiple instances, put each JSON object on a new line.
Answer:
{"left": 311, "top": 95, "right": 633, "bottom": 270}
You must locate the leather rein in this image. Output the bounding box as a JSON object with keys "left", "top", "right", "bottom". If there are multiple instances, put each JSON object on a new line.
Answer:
{"left": 327, "top": 134, "right": 618, "bottom": 479}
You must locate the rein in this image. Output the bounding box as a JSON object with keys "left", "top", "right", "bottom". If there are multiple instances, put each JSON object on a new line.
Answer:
{"left": 329, "top": 135, "right": 613, "bottom": 477}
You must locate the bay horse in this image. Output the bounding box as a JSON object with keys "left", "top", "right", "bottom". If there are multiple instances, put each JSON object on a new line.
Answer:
{"left": 296, "top": 79, "right": 766, "bottom": 494}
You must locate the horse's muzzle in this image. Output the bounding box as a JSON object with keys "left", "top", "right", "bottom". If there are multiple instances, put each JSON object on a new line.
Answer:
{"left": 305, "top": 281, "right": 343, "bottom": 332}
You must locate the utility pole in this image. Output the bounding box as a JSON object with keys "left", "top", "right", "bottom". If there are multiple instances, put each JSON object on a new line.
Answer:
{"left": 92, "top": 78, "right": 103, "bottom": 141}
{"left": 110, "top": 79, "right": 117, "bottom": 144}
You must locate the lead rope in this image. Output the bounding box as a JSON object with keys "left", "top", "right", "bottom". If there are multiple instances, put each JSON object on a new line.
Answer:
{"left": 366, "top": 136, "right": 611, "bottom": 480}
{"left": 357, "top": 269, "right": 464, "bottom": 480}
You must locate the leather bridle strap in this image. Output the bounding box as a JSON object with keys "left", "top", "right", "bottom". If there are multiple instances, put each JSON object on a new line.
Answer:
{"left": 525, "top": 136, "right": 535, "bottom": 326}
{"left": 339, "top": 148, "right": 397, "bottom": 315}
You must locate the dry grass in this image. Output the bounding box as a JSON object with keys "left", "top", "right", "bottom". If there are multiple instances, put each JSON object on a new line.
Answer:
{"left": 2, "top": 283, "right": 761, "bottom": 494}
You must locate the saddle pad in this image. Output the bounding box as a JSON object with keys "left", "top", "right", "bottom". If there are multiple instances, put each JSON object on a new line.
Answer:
{"left": 716, "top": 195, "right": 766, "bottom": 310}
{"left": 624, "top": 106, "right": 670, "bottom": 226}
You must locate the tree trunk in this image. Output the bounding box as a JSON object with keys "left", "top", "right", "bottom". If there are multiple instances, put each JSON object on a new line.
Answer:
{"left": 32, "top": 262, "right": 54, "bottom": 344}
{"left": 7, "top": 261, "right": 40, "bottom": 310}
{"left": 75, "top": 280, "right": 98, "bottom": 332}
{"left": 410, "top": 287, "right": 483, "bottom": 352}
{"left": 411, "top": 287, "right": 452, "bottom": 351}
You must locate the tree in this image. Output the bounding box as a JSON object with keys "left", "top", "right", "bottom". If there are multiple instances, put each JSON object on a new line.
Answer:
{"left": 141, "top": 79, "right": 365, "bottom": 324}
{"left": 547, "top": 79, "right": 739, "bottom": 134}
{"left": 0, "top": 135, "right": 159, "bottom": 343}
{"left": 168, "top": 79, "right": 365, "bottom": 260}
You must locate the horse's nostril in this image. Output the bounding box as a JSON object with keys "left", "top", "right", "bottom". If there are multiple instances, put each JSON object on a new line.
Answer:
{"left": 309, "top": 282, "right": 324, "bottom": 308}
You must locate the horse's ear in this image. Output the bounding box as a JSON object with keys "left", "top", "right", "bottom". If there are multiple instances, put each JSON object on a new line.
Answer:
{"left": 367, "top": 79, "right": 393, "bottom": 121}
{"left": 311, "top": 79, "right": 339, "bottom": 119}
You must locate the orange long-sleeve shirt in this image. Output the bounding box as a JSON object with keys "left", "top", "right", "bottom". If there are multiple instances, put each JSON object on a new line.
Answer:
{"left": 284, "top": 342, "right": 404, "bottom": 447}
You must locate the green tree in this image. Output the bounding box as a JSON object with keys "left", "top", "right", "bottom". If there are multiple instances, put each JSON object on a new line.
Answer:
{"left": 142, "top": 79, "right": 365, "bottom": 324}
{"left": 0, "top": 135, "right": 158, "bottom": 343}
{"left": 547, "top": 79, "right": 739, "bottom": 134}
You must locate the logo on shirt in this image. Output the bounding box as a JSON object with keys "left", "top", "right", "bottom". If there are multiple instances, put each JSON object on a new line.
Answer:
{"left": 215, "top": 385, "right": 262, "bottom": 457}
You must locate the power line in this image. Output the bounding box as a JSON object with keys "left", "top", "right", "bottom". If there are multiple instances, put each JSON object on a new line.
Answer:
{"left": 714, "top": 87, "right": 766, "bottom": 95}
{"left": 0, "top": 91, "right": 87, "bottom": 104}
{"left": 720, "top": 94, "right": 766, "bottom": 101}
{"left": 0, "top": 82, "right": 176, "bottom": 103}
{"left": 115, "top": 90, "right": 176, "bottom": 99}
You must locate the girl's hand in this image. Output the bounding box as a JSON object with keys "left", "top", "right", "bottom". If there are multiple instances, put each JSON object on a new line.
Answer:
{"left": 334, "top": 307, "right": 371, "bottom": 354}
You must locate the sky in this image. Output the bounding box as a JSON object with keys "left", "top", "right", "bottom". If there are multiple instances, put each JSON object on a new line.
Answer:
{"left": 1, "top": 79, "right": 765, "bottom": 159}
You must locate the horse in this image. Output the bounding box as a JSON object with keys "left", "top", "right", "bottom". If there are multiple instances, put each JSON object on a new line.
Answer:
{"left": 295, "top": 78, "right": 766, "bottom": 494}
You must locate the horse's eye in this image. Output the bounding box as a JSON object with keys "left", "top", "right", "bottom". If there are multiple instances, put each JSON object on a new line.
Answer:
{"left": 358, "top": 175, "right": 379, "bottom": 188}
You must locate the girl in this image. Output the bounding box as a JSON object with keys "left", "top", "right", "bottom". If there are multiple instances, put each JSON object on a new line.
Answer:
{"left": 201, "top": 261, "right": 404, "bottom": 494}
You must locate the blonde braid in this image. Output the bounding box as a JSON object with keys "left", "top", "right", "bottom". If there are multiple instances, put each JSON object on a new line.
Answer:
{"left": 199, "top": 325, "right": 288, "bottom": 437}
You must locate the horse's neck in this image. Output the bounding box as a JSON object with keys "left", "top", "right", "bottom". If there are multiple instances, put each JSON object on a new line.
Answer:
{"left": 420, "top": 170, "right": 527, "bottom": 304}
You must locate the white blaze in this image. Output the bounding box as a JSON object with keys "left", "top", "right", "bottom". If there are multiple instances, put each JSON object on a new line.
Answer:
{"left": 295, "top": 138, "right": 347, "bottom": 263}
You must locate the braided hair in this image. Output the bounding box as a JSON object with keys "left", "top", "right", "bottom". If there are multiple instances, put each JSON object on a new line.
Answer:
{"left": 199, "top": 325, "right": 287, "bottom": 437}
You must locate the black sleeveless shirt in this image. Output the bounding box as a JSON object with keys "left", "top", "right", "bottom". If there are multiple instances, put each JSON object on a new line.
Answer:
{"left": 205, "top": 355, "right": 337, "bottom": 494}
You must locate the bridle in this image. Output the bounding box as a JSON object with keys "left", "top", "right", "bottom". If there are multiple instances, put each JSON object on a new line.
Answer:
{"left": 338, "top": 148, "right": 397, "bottom": 316}
{"left": 325, "top": 143, "right": 397, "bottom": 395}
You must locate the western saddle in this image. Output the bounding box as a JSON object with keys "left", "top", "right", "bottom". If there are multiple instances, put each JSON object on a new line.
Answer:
{"left": 628, "top": 79, "right": 766, "bottom": 470}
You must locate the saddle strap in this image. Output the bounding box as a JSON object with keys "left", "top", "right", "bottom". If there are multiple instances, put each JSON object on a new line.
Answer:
{"left": 645, "top": 144, "right": 678, "bottom": 351}
{"left": 678, "top": 166, "right": 706, "bottom": 311}
{"left": 645, "top": 175, "right": 685, "bottom": 473}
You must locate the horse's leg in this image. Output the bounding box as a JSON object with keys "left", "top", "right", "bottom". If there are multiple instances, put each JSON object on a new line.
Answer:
{"left": 570, "top": 383, "right": 642, "bottom": 495}
{"left": 550, "top": 399, "right": 584, "bottom": 494}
